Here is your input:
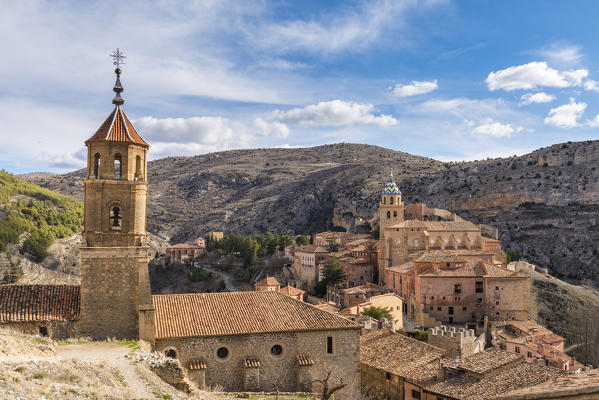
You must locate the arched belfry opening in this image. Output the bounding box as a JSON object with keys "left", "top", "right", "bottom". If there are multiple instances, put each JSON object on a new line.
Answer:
{"left": 93, "top": 153, "right": 101, "bottom": 179}
{"left": 135, "top": 155, "right": 142, "bottom": 181}
{"left": 110, "top": 205, "right": 122, "bottom": 231}
{"left": 114, "top": 154, "right": 122, "bottom": 180}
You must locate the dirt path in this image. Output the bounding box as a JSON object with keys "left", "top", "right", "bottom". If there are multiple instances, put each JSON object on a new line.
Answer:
{"left": 57, "top": 343, "right": 157, "bottom": 399}
{"left": 202, "top": 264, "right": 239, "bottom": 291}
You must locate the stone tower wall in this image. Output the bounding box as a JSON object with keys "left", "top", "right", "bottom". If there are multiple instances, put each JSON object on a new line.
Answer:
{"left": 79, "top": 246, "right": 151, "bottom": 340}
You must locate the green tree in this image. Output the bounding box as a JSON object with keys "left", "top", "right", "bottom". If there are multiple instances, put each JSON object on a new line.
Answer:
{"left": 278, "top": 235, "right": 294, "bottom": 251}
{"left": 327, "top": 237, "right": 339, "bottom": 252}
{"left": 295, "top": 235, "right": 310, "bottom": 246}
{"left": 361, "top": 306, "right": 393, "bottom": 321}
{"left": 506, "top": 249, "right": 521, "bottom": 263}
{"left": 314, "top": 256, "right": 345, "bottom": 297}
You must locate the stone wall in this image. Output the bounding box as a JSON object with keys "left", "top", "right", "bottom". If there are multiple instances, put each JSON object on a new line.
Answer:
{"left": 155, "top": 329, "right": 361, "bottom": 397}
{"left": 0, "top": 321, "right": 78, "bottom": 340}
{"left": 360, "top": 363, "right": 403, "bottom": 400}
{"left": 79, "top": 246, "right": 152, "bottom": 340}
{"left": 428, "top": 326, "right": 485, "bottom": 359}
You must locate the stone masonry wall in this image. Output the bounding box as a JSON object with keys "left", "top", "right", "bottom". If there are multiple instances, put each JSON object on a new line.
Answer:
{"left": 155, "top": 328, "right": 360, "bottom": 396}
{"left": 79, "top": 246, "right": 149, "bottom": 340}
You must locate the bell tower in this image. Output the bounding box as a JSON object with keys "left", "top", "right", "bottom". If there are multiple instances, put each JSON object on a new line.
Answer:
{"left": 378, "top": 171, "right": 404, "bottom": 285}
{"left": 79, "top": 50, "right": 155, "bottom": 341}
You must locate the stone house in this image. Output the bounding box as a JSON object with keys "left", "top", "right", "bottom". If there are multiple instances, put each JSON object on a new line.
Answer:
{"left": 152, "top": 291, "right": 362, "bottom": 395}
{"left": 361, "top": 330, "right": 567, "bottom": 400}
{"left": 166, "top": 241, "right": 206, "bottom": 264}
{"left": 0, "top": 285, "right": 80, "bottom": 339}
{"left": 292, "top": 245, "right": 329, "bottom": 288}
{"left": 279, "top": 285, "right": 306, "bottom": 301}
{"left": 492, "top": 320, "right": 582, "bottom": 372}
{"left": 342, "top": 293, "right": 404, "bottom": 329}
{"left": 327, "top": 282, "right": 390, "bottom": 310}
{"left": 254, "top": 276, "right": 281, "bottom": 292}
{"left": 386, "top": 251, "right": 530, "bottom": 329}
{"left": 495, "top": 369, "right": 599, "bottom": 399}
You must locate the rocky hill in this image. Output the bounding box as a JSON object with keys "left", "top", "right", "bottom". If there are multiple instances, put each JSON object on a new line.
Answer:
{"left": 22, "top": 141, "right": 599, "bottom": 285}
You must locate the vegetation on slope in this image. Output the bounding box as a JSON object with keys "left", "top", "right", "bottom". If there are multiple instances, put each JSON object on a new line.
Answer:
{"left": 0, "top": 171, "right": 83, "bottom": 262}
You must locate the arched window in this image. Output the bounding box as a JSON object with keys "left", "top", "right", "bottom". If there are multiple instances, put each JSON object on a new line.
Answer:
{"left": 110, "top": 206, "right": 122, "bottom": 231}
{"left": 114, "top": 154, "right": 122, "bottom": 180}
{"left": 93, "top": 153, "right": 101, "bottom": 179}
{"left": 386, "top": 211, "right": 391, "bottom": 219}
{"left": 393, "top": 211, "right": 397, "bottom": 218}
{"left": 390, "top": 197, "right": 394, "bottom": 205}
{"left": 135, "top": 155, "right": 142, "bottom": 181}
{"left": 383, "top": 197, "right": 386, "bottom": 205}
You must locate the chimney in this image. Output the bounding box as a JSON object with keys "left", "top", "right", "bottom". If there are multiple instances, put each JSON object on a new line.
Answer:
{"left": 436, "top": 359, "right": 445, "bottom": 380}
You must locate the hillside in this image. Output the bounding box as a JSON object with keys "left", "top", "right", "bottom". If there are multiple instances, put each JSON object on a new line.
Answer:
{"left": 0, "top": 171, "right": 83, "bottom": 283}
{"left": 24, "top": 141, "right": 599, "bottom": 285}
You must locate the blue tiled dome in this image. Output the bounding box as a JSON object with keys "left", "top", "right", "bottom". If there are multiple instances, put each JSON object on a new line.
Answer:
{"left": 382, "top": 178, "right": 401, "bottom": 194}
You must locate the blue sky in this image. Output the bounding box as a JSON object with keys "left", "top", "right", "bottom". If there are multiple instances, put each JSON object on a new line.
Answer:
{"left": 1, "top": 0, "right": 599, "bottom": 173}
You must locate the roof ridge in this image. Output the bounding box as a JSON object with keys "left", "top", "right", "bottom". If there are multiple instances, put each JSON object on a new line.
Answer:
{"left": 118, "top": 107, "right": 134, "bottom": 141}
{"left": 105, "top": 106, "right": 118, "bottom": 140}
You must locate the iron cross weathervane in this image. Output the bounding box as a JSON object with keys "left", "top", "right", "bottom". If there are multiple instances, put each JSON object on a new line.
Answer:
{"left": 110, "top": 48, "right": 126, "bottom": 68}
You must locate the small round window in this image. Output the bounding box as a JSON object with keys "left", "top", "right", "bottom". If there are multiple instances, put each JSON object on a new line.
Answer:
{"left": 216, "top": 347, "right": 229, "bottom": 359}
{"left": 165, "top": 349, "right": 176, "bottom": 358}
{"left": 270, "top": 344, "right": 283, "bottom": 356}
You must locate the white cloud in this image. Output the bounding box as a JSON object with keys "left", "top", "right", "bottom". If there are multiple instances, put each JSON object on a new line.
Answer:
{"left": 587, "top": 115, "right": 599, "bottom": 128}
{"left": 520, "top": 92, "right": 556, "bottom": 105}
{"left": 486, "top": 61, "right": 588, "bottom": 91}
{"left": 472, "top": 121, "right": 523, "bottom": 137}
{"left": 266, "top": 100, "right": 397, "bottom": 127}
{"left": 392, "top": 80, "right": 438, "bottom": 97}
{"left": 254, "top": 117, "right": 290, "bottom": 138}
{"left": 36, "top": 149, "right": 87, "bottom": 170}
{"left": 584, "top": 80, "right": 599, "bottom": 93}
{"left": 133, "top": 116, "right": 235, "bottom": 145}
{"left": 537, "top": 42, "right": 583, "bottom": 66}
{"left": 249, "top": 0, "right": 425, "bottom": 54}
{"left": 544, "top": 98, "right": 587, "bottom": 128}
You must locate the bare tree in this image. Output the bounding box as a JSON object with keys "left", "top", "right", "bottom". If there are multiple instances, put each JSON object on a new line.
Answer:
{"left": 260, "top": 367, "right": 288, "bottom": 400}
{"left": 312, "top": 369, "right": 348, "bottom": 400}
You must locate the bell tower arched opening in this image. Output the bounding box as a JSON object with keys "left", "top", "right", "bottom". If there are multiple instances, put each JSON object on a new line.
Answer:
{"left": 114, "top": 154, "right": 122, "bottom": 180}
{"left": 93, "top": 153, "right": 101, "bottom": 179}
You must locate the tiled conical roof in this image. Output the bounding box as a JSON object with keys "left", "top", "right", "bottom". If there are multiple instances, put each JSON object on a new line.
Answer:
{"left": 86, "top": 105, "right": 149, "bottom": 147}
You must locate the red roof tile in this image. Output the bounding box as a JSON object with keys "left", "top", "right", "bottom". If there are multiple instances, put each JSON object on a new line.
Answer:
{"left": 0, "top": 285, "right": 80, "bottom": 322}
{"left": 86, "top": 106, "right": 149, "bottom": 147}
{"left": 152, "top": 291, "right": 361, "bottom": 339}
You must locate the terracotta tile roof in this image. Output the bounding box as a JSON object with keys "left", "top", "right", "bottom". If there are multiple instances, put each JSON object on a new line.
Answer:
{"left": 388, "top": 261, "right": 414, "bottom": 274}
{"left": 296, "top": 245, "right": 329, "bottom": 253}
{"left": 416, "top": 252, "right": 469, "bottom": 263}
{"left": 167, "top": 243, "right": 202, "bottom": 249}
{"left": 152, "top": 291, "right": 361, "bottom": 339}
{"left": 255, "top": 276, "right": 280, "bottom": 286}
{"left": 314, "top": 302, "right": 340, "bottom": 313}
{"left": 0, "top": 284, "right": 80, "bottom": 322}
{"left": 297, "top": 355, "right": 314, "bottom": 366}
{"left": 244, "top": 357, "right": 261, "bottom": 368}
{"left": 422, "top": 221, "right": 481, "bottom": 232}
{"left": 86, "top": 106, "right": 149, "bottom": 147}
{"left": 188, "top": 359, "right": 206, "bottom": 370}
{"left": 279, "top": 286, "right": 305, "bottom": 296}
{"left": 425, "top": 361, "right": 566, "bottom": 400}
{"left": 452, "top": 348, "right": 522, "bottom": 376}
{"left": 360, "top": 330, "right": 446, "bottom": 384}
{"left": 494, "top": 369, "right": 599, "bottom": 399}
{"left": 418, "top": 262, "right": 487, "bottom": 278}
{"left": 484, "top": 264, "right": 529, "bottom": 278}
{"left": 344, "top": 283, "right": 387, "bottom": 295}
{"left": 389, "top": 220, "right": 427, "bottom": 229}
{"left": 503, "top": 320, "right": 553, "bottom": 336}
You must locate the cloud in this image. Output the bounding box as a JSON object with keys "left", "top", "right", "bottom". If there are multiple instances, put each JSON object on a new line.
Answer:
{"left": 392, "top": 80, "right": 438, "bottom": 97}
{"left": 36, "top": 149, "right": 87, "bottom": 170}
{"left": 472, "top": 121, "right": 523, "bottom": 137}
{"left": 265, "top": 100, "right": 397, "bottom": 127}
{"left": 544, "top": 98, "right": 587, "bottom": 128}
{"left": 486, "top": 61, "right": 588, "bottom": 91}
{"left": 520, "top": 92, "right": 556, "bottom": 105}
{"left": 587, "top": 115, "right": 599, "bottom": 128}
{"left": 254, "top": 117, "right": 290, "bottom": 138}
{"left": 249, "top": 0, "right": 421, "bottom": 54}
{"left": 584, "top": 80, "right": 599, "bottom": 93}
{"left": 536, "top": 42, "right": 583, "bottom": 66}
{"left": 133, "top": 116, "right": 235, "bottom": 145}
